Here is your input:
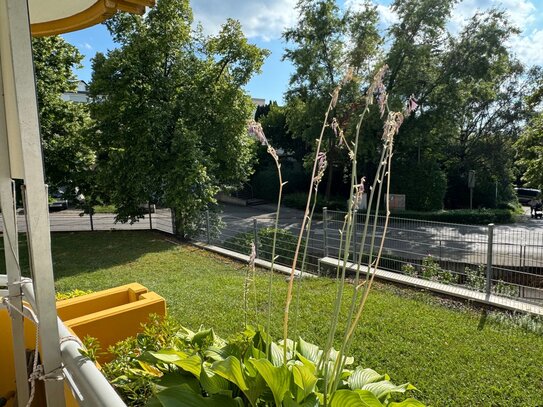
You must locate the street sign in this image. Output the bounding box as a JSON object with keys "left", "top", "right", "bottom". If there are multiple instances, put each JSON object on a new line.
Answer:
{"left": 468, "top": 170, "right": 476, "bottom": 189}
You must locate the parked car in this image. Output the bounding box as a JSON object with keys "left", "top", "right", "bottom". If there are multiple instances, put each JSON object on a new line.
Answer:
{"left": 514, "top": 187, "right": 542, "bottom": 205}
{"left": 48, "top": 191, "right": 68, "bottom": 211}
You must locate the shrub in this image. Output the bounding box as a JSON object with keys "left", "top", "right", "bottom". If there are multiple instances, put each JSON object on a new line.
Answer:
{"left": 223, "top": 227, "right": 304, "bottom": 267}
{"left": 283, "top": 192, "right": 347, "bottom": 212}
{"left": 389, "top": 209, "right": 516, "bottom": 225}
{"left": 420, "top": 256, "right": 456, "bottom": 284}
{"left": 252, "top": 165, "right": 310, "bottom": 202}
{"left": 401, "top": 263, "right": 417, "bottom": 277}
{"left": 392, "top": 161, "right": 447, "bottom": 211}
{"left": 465, "top": 265, "right": 486, "bottom": 292}
{"left": 56, "top": 289, "right": 93, "bottom": 301}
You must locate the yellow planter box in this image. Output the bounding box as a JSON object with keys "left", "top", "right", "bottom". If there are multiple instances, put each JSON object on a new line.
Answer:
{"left": 57, "top": 283, "right": 166, "bottom": 363}
{"left": 0, "top": 283, "right": 166, "bottom": 406}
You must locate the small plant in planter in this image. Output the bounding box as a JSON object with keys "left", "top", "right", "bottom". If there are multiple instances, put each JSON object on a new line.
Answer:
{"left": 97, "top": 317, "right": 422, "bottom": 406}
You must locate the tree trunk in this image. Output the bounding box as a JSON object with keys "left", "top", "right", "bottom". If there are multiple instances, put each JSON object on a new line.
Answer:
{"left": 325, "top": 161, "right": 334, "bottom": 201}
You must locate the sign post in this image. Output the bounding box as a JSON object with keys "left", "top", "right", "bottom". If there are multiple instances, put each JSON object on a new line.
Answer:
{"left": 468, "top": 170, "right": 476, "bottom": 209}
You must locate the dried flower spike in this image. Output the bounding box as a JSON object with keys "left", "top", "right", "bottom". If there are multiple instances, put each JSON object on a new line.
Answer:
{"left": 313, "top": 151, "right": 328, "bottom": 189}
{"left": 406, "top": 94, "right": 418, "bottom": 115}
{"left": 247, "top": 120, "right": 268, "bottom": 146}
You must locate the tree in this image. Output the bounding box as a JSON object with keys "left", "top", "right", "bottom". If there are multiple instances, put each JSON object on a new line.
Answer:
{"left": 283, "top": 0, "right": 381, "bottom": 200}
{"left": 384, "top": 2, "right": 532, "bottom": 208}
{"left": 515, "top": 115, "right": 543, "bottom": 190}
{"left": 32, "top": 36, "right": 94, "bottom": 198}
{"left": 89, "top": 0, "right": 268, "bottom": 236}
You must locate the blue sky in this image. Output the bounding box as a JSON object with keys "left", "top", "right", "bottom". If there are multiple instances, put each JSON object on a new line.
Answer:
{"left": 62, "top": 0, "right": 543, "bottom": 105}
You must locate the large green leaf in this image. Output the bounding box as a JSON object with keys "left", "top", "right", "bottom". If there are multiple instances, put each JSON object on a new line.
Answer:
{"left": 348, "top": 368, "right": 385, "bottom": 390}
{"left": 211, "top": 356, "right": 249, "bottom": 391}
{"left": 328, "top": 347, "right": 354, "bottom": 365}
{"left": 361, "top": 381, "right": 416, "bottom": 401}
{"left": 250, "top": 358, "right": 291, "bottom": 406}
{"left": 200, "top": 364, "right": 230, "bottom": 395}
{"left": 172, "top": 355, "right": 202, "bottom": 378}
{"left": 243, "top": 365, "right": 268, "bottom": 407}
{"left": 191, "top": 328, "right": 215, "bottom": 348}
{"left": 298, "top": 338, "right": 322, "bottom": 365}
{"left": 205, "top": 342, "right": 243, "bottom": 362}
{"left": 296, "top": 353, "right": 317, "bottom": 374}
{"left": 150, "top": 383, "right": 241, "bottom": 407}
{"left": 270, "top": 341, "right": 286, "bottom": 367}
{"left": 292, "top": 364, "right": 318, "bottom": 403}
{"left": 329, "top": 389, "right": 384, "bottom": 407}
{"left": 149, "top": 349, "right": 187, "bottom": 363}
{"left": 154, "top": 373, "right": 201, "bottom": 393}
{"left": 389, "top": 399, "right": 426, "bottom": 407}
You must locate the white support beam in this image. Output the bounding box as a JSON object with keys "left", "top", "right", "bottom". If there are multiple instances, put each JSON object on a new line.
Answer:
{"left": 0, "top": 52, "right": 29, "bottom": 407}
{"left": 0, "top": 0, "right": 65, "bottom": 405}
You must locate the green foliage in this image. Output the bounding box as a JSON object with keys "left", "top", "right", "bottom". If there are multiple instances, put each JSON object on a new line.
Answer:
{"left": 283, "top": 0, "right": 381, "bottom": 200}
{"left": 392, "top": 162, "right": 446, "bottom": 211}
{"left": 283, "top": 193, "right": 347, "bottom": 212}
{"left": 89, "top": 0, "right": 268, "bottom": 236}
{"left": 10, "top": 231, "right": 543, "bottom": 406}
{"left": 390, "top": 209, "right": 516, "bottom": 225}
{"left": 400, "top": 264, "right": 417, "bottom": 278}
{"left": 252, "top": 166, "right": 310, "bottom": 202}
{"left": 403, "top": 257, "right": 457, "bottom": 285}
{"left": 515, "top": 114, "right": 543, "bottom": 190}
{"left": 55, "top": 289, "right": 93, "bottom": 300}
{"left": 98, "top": 319, "right": 421, "bottom": 407}
{"left": 223, "top": 227, "right": 302, "bottom": 267}
{"left": 280, "top": 0, "right": 536, "bottom": 209}
{"left": 464, "top": 265, "right": 486, "bottom": 292}
{"left": 32, "top": 36, "right": 94, "bottom": 196}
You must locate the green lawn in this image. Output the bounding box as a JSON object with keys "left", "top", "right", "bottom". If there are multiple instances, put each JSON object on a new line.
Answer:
{"left": 3, "top": 230, "right": 543, "bottom": 406}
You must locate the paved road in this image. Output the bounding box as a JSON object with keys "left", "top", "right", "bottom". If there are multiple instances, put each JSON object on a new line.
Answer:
{"left": 217, "top": 203, "right": 543, "bottom": 268}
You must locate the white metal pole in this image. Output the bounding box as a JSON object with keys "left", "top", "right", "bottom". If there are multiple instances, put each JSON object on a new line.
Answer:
{"left": 0, "top": 0, "right": 65, "bottom": 404}
{"left": 0, "top": 51, "right": 29, "bottom": 406}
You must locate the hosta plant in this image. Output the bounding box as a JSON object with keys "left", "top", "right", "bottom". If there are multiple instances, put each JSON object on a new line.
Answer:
{"left": 98, "top": 317, "right": 423, "bottom": 407}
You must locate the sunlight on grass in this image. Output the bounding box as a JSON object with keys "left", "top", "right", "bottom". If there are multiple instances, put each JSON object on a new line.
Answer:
{"left": 5, "top": 231, "right": 542, "bottom": 406}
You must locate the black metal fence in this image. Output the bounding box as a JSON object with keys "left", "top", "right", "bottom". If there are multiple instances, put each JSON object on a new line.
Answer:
{"left": 0, "top": 208, "right": 175, "bottom": 234}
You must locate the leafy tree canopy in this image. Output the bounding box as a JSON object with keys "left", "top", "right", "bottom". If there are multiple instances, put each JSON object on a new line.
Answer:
{"left": 33, "top": 36, "right": 93, "bottom": 197}
{"left": 281, "top": 0, "right": 539, "bottom": 209}
{"left": 89, "top": 0, "right": 268, "bottom": 235}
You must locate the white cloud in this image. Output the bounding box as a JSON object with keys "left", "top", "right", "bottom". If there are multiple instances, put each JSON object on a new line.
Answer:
{"left": 83, "top": 42, "right": 93, "bottom": 50}
{"left": 449, "top": 0, "right": 542, "bottom": 66}
{"left": 343, "top": 0, "right": 399, "bottom": 26}
{"left": 508, "top": 28, "right": 543, "bottom": 66}
{"left": 450, "top": 0, "right": 537, "bottom": 33}
{"left": 191, "top": 0, "right": 298, "bottom": 41}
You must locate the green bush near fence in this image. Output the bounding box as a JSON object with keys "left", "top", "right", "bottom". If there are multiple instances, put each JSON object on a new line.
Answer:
{"left": 223, "top": 227, "right": 303, "bottom": 267}
{"left": 389, "top": 208, "right": 516, "bottom": 225}
{"left": 283, "top": 192, "right": 347, "bottom": 212}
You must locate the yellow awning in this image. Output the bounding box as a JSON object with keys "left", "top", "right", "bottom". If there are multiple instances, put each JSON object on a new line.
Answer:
{"left": 29, "top": 0, "right": 155, "bottom": 37}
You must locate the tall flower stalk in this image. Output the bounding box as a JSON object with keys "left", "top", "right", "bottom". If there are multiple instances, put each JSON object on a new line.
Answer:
{"left": 283, "top": 71, "right": 351, "bottom": 361}
{"left": 248, "top": 120, "right": 285, "bottom": 348}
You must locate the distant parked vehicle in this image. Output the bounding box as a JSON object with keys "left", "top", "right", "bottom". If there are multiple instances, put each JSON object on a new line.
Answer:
{"left": 514, "top": 187, "right": 541, "bottom": 205}
{"left": 48, "top": 191, "right": 68, "bottom": 212}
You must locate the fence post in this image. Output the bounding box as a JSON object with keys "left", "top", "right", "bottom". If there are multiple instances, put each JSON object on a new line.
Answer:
{"left": 352, "top": 209, "right": 358, "bottom": 264}
{"left": 148, "top": 202, "right": 153, "bottom": 230}
{"left": 486, "top": 223, "right": 494, "bottom": 296}
{"left": 253, "top": 219, "right": 259, "bottom": 258}
{"left": 170, "top": 208, "right": 176, "bottom": 235}
{"left": 206, "top": 210, "right": 211, "bottom": 244}
{"left": 323, "top": 207, "right": 328, "bottom": 258}
{"left": 89, "top": 210, "right": 94, "bottom": 232}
